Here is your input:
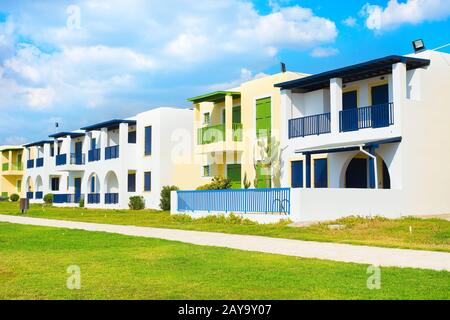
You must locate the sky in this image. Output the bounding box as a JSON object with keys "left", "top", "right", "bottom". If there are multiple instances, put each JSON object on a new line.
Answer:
{"left": 0, "top": 0, "right": 449, "bottom": 144}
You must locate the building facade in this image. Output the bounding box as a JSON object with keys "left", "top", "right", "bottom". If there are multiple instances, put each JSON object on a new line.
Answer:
{"left": 0, "top": 146, "right": 24, "bottom": 199}
{"left": 23, "top": 107, "right": 192, "bottom": 209}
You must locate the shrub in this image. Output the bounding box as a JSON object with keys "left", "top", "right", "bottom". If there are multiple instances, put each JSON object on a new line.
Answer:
{"left": 197, "top": 176, "right": 232, "bottom": 190}
{"left": 129, "top": 196, "right": 145, "bottom": 210}
{"left": 43, "top": 193, "right": 53, "bottom": 204}
{"left": 9, "top": 193, "right": 19, "bottom": 202}
{"left": 79, "top": 197, "right": 85, "bottom": 208}
{"left": 160, "top": 185, "right": 179, "bottom": 211}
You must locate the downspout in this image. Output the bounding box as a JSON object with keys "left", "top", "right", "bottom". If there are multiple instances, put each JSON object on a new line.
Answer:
{"left": 359, "top": 146, "right": 378, "bottom": 189}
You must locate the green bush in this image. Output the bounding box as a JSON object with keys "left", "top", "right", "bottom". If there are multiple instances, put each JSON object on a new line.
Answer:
{"left": 129, "top": 196, "right": 145, "bottom": 210}
{"left": 43, "top": 193, "right": 53, "bottom": 204}
{"left": 79, "top": 197, "right": 85, "bottom": 208}
{"left": 197, "top": 176, "right": 232, "bottom": 190}
{"left": 160, "top": 185, "right": 179, "bottom": 211}
{"left": 9, "top": 193, "right": 20, "bottom": 202}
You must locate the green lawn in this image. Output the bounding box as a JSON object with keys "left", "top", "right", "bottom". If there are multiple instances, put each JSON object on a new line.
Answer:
{"left": 0, "top": 202, "right": 449, "bottom": 252}
{"left": 0, "top": 222, "right": 449, "bottom": 300}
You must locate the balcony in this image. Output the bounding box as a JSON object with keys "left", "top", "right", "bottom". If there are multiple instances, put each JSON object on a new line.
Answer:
{"left": 2, "top": 163, "right": 8, "bottom": 171}
{"left": 53, "top": 194, "right": 84, "bottom": 204}
{"left": 11, "top": 163, "right": 23, "bottom": 171}
{"left": 105, "top": 145, "right": 119, "bottom": 160}
{"left": 36, "top": 158, "right": 44, "bottom": 167}
{"left": 27, "top": 159, "right": 34, "bottom": 169}
{"left": 197, "top": 124, "right": 225, "bottom": 145}
{"left": 56, "top": 154, "right": 67, "bottom": 166}
{"left": 232, "top": 123, "right": 243, "bottom": 142}
{"left": 340, "top": 103, "right": 394, "bottom": 132}
{"left": 70, "top": 153, "right": 85, "bottom": 165}
{"left": 87, "top": 193, "right": 100, "bottom": 204}
{"left": 88, "top": 148, "right": 101, "bottom": 162}
{"left": 288, "top": 113, "right": 331, "bottom": 139}
{"left": 105, "top": 193, "right": 119, "bottom": 204}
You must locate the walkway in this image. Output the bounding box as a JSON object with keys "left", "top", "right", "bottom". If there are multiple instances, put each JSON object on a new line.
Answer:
{"left": 1, "top": 214, "right": 449, "bottom": 271}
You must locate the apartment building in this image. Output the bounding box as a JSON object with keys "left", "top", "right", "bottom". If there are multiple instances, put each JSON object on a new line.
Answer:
{"left": 23, "top": 107, "right": 192, "bottom": 209}
{"left": 0, "top": 145, "right": 24, "bottom": 199}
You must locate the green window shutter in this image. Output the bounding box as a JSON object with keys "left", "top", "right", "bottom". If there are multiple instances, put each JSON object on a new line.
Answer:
{"left": 256, "top": 98, "right": 271, "bottom": 138}
{"left": 227, "top": 164, "right": 241, "bottom": 189}
{"left": 232, "top": 106, "right": 241, "bottom": 123}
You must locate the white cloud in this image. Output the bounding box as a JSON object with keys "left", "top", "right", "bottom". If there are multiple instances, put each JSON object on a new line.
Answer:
{"left": 360, "top": 0, "right": 450, "bottom": 31}
{"left": 343, "top": 16, "right": 357, "bottom": 27}
{"left": 4, "top": 136, "right": 28, "bottom": 145}
{"left": 25, "top": 87, "right": 55, "bottom": 110}
{"left": 310, "top": 47, "right": 339, "bottom": 58}
{"left": 207, "top": 68, "right": 269, "bottom": 91}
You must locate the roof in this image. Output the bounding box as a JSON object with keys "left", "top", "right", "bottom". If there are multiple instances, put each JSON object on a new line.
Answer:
{"left": 48, "top": 131, "right": 85, "bottom": 139}
{"left": 0, "top": 146, "right": 23, "bottom": 152}
{"left": 23, "top": 140, "right": 54, "bottom": 148}
{"left": 295, "top": 137, "right": 402, "bottom": 155}
{"left": 187, "top": 91, "right": 241, "bottom": 104}
{"left": 275, "top": 55, "right": 430, "bottom": 93}
{"left": 80, "top": 119, "right": 136, "bottom": 131}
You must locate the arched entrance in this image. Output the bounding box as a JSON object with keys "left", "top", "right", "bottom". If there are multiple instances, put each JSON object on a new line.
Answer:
{"left": 345, "top": 153, "right": 391, "bottom": 189}
{"left": 26, "top": 176, "right": 33, "bottom": 192}
{"left": 35, "top": 176, "right": 43, "bottom": 192}
{"left": 104, "top": 171, "right": 119, "bottom": 204}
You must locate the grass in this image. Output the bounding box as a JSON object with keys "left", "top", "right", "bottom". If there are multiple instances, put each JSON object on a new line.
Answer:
{"left": 0, "top": 222, "right": 449, "bottom": 300}
{"left": 0, "top": 202, "right": 449, "bottom": 252}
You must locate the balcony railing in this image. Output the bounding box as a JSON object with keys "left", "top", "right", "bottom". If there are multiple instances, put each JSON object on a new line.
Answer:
{"left": 288, "top": 113, "right": 331, "bottom": 139}
{"left": 105, "top": 193, "right": 119, "bottom": 204}
{"left": 56, "top": 154, "right": 67, "bottom": 166}
{"left": 232, "top": 123, "right": 243, "bottom": 142}
{"left": 27, "top": 159, "right": 34, "bottom": 169}
{"left": 87, "top": 193, "right": 100, "bottom": 204}
{"left": 11, "top": 163, "right": 23, "bottom": 171}
{"left": 26, "top": 192, "right": 34, "bottom": 199}
{"left": 197, "top": 124, "right": 225, "bottom": 145}
{"left": 70, "top": 153, "right": 85, "bottom": 165}
{"left": 53, "top": 194, "right": 84, "bottom": 204}
{"left": 36, "top": 158, "right": 44, "bottom": 167}
{"left": 340, "top": 103, "right": 394, "bottom": 132}
{"left": 88, "top": 148, "right": 101, "bottom": 162}
{"left": 105, "top": 145, "right": 119, "bottom": 160}
{"left": 35, "top": 191, "right": 43, "bottom": 199}
{"left": 2, "top": 163, "right": 8, "bottom": 171}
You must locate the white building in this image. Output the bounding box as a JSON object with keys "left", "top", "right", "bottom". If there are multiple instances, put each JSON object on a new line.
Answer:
{"left": 277, "top": 50, "right": 450, "bottom": 221}
{"left": 23, "top": 107, "right": 192, "bottom": 209}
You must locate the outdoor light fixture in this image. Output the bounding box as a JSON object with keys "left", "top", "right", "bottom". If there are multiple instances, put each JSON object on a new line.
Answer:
{"left": 412, "top": 39, "right": 426, "bottom": 53}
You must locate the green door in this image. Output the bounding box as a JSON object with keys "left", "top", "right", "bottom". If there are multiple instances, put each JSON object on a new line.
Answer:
{"left": 255, "top": 161, "right": 271, "bottom": 188}
{"left": 227, "top": 164, "right": 241, "bottom": 189}
{"left": 256, "top": 98, "right": 271, "bottom": 138}
{"left": 232, "top": 106, "right": 241, "bottom": 123}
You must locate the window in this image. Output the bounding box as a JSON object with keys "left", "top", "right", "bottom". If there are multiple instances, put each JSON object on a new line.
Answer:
{"left": 144, "top": 126, "right": 152, "bottom": 155}
{"left": 51, "top": 177, "right": 60, "bottom": 191}
{"left": 256, "top": 97, "right": 271, "bottom": 138}
{"left": 203, "top": 165, "right": 210, "bottom": 177}
{"left": 221, "top": 109, "right": 226, "bottom": 124}
{"left": 128, "top": 131, "right": 136, "bottom": 144}
{"left": 314, "top": 158, "right": 328, "bottom": 188}
{"left": 291, "top": 160, "right": 303, "bottom": 188}
{"left": 128, "top": 173, "right": 136, "bottom": 192}
{"left": 203, "top": 112, "right": 211, "bottom": 125}
{"left": 91, "top": 138, "right": 96, "bottom": 150}
{"left": 144, "top": 172, "right": 151, "bottom": 191}
{"left": 50, "top": 145, "right": 54, "bottom": 157}
{"left": 343, "top": 90, "right": 358, "bottom": 110}
{"left": 90, "top": 176, "right": 96, "bottom": 193}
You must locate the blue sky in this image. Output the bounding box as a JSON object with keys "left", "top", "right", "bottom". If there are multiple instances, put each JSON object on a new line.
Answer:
{"left": 0, "top": 0, "right": 449, "bottom": 144}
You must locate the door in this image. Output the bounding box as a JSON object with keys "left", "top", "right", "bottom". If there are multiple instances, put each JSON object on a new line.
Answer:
{"left": 371, "top": 84, "right": 389, "bottom": 128}
{"left": 232, "top": 106, "right": 241, "bottom": 123}
{"left": 255, "top": 161, "right": 271, "bottom": 188}
{"left": 346, "top": 158, "right": 368, "bottom": 188}
{"left": 17, "top": 153, "right": 22, "bottom": 170}
{"left": 256, "top": 98, "right": 271, "bottom": 138}
{"left": 314, "top": 158, "right": 328, "bottom": 188}
{"left": 74, "top": 177, "right": 81, "bottom": 202}
{"left": 291, "top": 160, "right": 303, "bottom": 188}
{"left": 342, "top": 90, "right": 358, "bottom": 131}
{"left": 75, "top": 141, "right": 83, "bottom": 164}
{"left": 227, "top": 164, "right": 241, "bottom": 189}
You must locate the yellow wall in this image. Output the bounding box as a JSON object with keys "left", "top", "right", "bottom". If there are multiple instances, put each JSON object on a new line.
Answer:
{"left": 0, "top": 146, "right": 24, "bottom": 197}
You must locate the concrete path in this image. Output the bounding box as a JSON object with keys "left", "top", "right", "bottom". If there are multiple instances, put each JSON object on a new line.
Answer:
{"left": 1, "top": 214, "right": 449, "bottom": 272}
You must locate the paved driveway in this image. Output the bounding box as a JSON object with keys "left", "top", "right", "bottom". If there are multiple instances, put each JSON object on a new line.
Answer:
{"left": 1, "top": 214, "right": 449, "bottom": 271}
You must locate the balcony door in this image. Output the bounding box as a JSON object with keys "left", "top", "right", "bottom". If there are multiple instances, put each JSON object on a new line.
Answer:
{"left": 75, "top": 141, "right": 82, "bottom": 164}
{"left": 74, "top": 178, "right": 81, "bottom": 198}
{"left": 342, "top": 90, "right": 358, "bottom": 132}
{"left": 371, "top": 84, "right": 389, "bottom": 128}
{"left": 227, "top": 164, "right": 241, "bottom": 189}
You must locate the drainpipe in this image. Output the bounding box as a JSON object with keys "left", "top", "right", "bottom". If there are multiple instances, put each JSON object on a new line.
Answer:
{"left": 359, "top": 146, "right": 378, "bottom": 189}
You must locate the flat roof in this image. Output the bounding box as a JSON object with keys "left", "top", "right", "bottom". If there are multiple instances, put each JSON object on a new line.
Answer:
{"left": 48, "top": 131, "right": 85, "bottom": 139}
{"left": 187, "top": 91, "right": 241, "bottom": 104}
{"left": 275, "top": 55, "right": 430, "bottom": 93}
{"left": 23, "top": 140, "right": 54, "bottom": 148}
{"left": 80, "top": 119, "right": 136, "bottom": 132}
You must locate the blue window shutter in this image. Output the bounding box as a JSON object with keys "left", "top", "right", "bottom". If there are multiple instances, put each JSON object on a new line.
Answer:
{"left": 91, "top": 138, "right": 96, "bottom": 150}
{"left": 144, "top": 172, "right": 151, "bottom": 191}
{"left": 314, "top": 158, "right": 328, "bottom": 188}
{"left": 128, "top": 173, "right": 136, "bottom": 192}
{"left": 145, "top": 126, "right": 152, "bottom": 155}
{"left": 128, "top": 131, "right": 136, "bottom": 143}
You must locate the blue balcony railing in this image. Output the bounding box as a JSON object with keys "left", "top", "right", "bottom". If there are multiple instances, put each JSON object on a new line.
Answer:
{"left": 26, "top": 192, "right": 34, "bottom": 199}
{"left": 53, "top": 194, "right": 84, "bottom": 204}
{"left": 105, "top": 145, "right": 119, "bottom": 160}
{"left": 36, "top": 158, "right": 44, "bottom": 167}
{"left": 35, "top": 191, "right": 43, "bottom": 199}
{"left": 27, "top": 159, "right": 34, "bottom": 169}
{"left": 88, "top": 148, "right": 101, "bottom": 162}
{"left": 55, "top": 154, "right": 67, "bottom": 166}
{"left": 70, "top": 153, "right": 85, "bottom": 165}
{"left": 340, "top": 102, "right": 394, "bottom": 132}
{"left": 288, "top": 113, "right": 331, "bottom": 139}
{"left": 87, "top": 193, "right": 100, "bottom": 204}
{"left": 105, "top": 193, "right": 119, "bottom": 204}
